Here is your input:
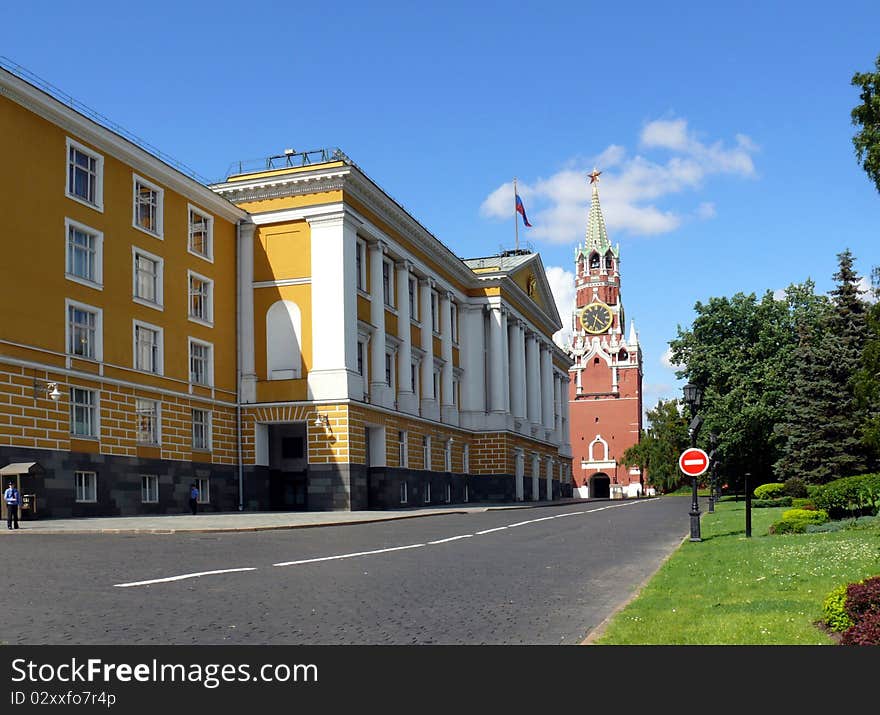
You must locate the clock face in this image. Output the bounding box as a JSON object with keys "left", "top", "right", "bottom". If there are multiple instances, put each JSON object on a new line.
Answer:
{"left": 579, "top": 302, "right": 613, "bottom": 334}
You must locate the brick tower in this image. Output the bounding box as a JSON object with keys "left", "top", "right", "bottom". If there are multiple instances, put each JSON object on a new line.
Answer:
{"left": 567, "top": 170, "right": 644, "bottom": 499}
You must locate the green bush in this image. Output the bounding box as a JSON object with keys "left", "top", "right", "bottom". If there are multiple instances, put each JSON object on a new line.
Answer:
{"left": 754, "top": 482, "right": 786, "bottom": 499}
{"left": 769, "top": 508, "right": 829, "bottom": 535}
{"left": 792, "top": 498, "right": 815, "bottom": 509}
{"left": 753, "top": 497, "right": 793, "bottom": 508}
{"left": 812, "top": 474, "right": 880, "bottom": 519}
{"left": 784, "top": 477, "right": 808, "bottom": 498}
{"left": 823, "top": 583, "right": 856, "bottom": 632}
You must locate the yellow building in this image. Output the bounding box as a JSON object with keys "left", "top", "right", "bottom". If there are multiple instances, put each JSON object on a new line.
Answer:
{"left": 0, "top": 63, "right": 573, "bottom": 516}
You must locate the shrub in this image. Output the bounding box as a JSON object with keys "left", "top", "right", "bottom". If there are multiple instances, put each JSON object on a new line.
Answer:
{"left": 769, "top": 508, "right": 828, "bottom": 534}
{"left": 845, "top": 576, "right": 880, "bottom": 621}
{"left": 791, "top": 498, "right": 815, "bottom": 509}
{"left": 840, "top": 611, "right": 880, "bottom": 645}
{"left": 784, "top": 477, "right": 808, "bottom": 498}
{"left": 754, "top": 482, "right": 786, "bottom": 500}
{"left": 813, "top": 474, "right": 880, "bottom": 519}
{"left": 753, "top": 497, "right": 792, "bottom": 508}
{"left": 823, "top": 583, "right": 855, "bottom": 632}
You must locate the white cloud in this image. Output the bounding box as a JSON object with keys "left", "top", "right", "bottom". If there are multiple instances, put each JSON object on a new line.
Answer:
{"left": 858, "top": 275, "right": 878, "bottom": 303}
{"left": 772, "top": 287, "right": 787, "bottom": 301}
{"left": 545, "top": 265, "right": 576, "bottom": 348}
{"left": 660, "top": 347, "right": 681, "bottom": 370}
{"left": 480, "top": 117, "right": 758, "bottom": 245}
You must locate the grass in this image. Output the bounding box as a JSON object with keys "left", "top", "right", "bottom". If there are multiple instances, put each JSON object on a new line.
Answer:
{"left": 591, "top": 499, "right": 880, "bottom": 645}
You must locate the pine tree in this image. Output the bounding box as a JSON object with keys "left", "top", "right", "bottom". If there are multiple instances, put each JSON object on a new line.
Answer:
{"left": 774, "top": 250, "right": 869, "bottom": 483}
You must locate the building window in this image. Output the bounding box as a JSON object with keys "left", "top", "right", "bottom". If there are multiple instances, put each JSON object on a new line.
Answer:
{"left": 444, "top": 439, "right": 452, "bottom": 472}
{"left": 188, "top": 206, "right": 213, "bottom": 261}
{"left": 356, "top": 239, "right": 366, "bottom": 291}
{"left": 65, "top": 219, "right": 102, "bottom": 287}
{"left": 188, "top": 271, "right": 213, "bottom": 325}
{"left": 66, "top": 301, "right": 101, "bottom": 360}
{"left": 433, "top": 370, "right": 441, "bottom": 404}
{"left": 589, "top": 253, "right": 600, "bottom": 269}
{"left": 411, "top": 362, "right": 419, "bottom": 401}
{"left": 424, "top": 482, "right": 431, "bottom": 503}
{"left": 431, "top": 290, "right": 439, "bottom": 332}
{"left": 189, "top": 339, "right": 212, "bottom": 386}
{"left": 133, "top": 175, "right": 163, "bottom": 237}
{"left": 133, "top": 248, "right": 163, "bottom": 308}
{"left": 282, "top": 437, "right": 304, "bottom": 459}
{"left": 423, "top": 435, "right": 431, "bottom": 471}
{"left": 452, "top": 378, "right": 459, "bottom": 408}
{"left": 66, "top": 138, "right": 103, "bottom": 210}
{"left": 136, "top": 398, "right": 160, "bottom": 445}
{"left": 605, "top": 252, "right": 613, "bottom": 270}
{"left": 382, "top": 259, "right": 394, "bottom": 307}
{"left": 398, "top": 430, "right": 408, "bottom": 467}
{"left": 385, "top": 351, "right": 394, "bottom": 388}
{"left": 400, "top": 481, "right": 408, "bottom": 505}
{"left": 133, "top": 321, "right": 163, "bottom": 374}
{"left": 141, "top": 475, "right": 159, "bottom": 503}
{"left": 409, "top": 276, "right": 418, "bottom": 320}
{"left": 463, "top": 444, "right": 469, "bottom": 474}
{"left": 75, "top": 471, "right": 97, "bottom": 503}
{"left": 195, "top": 477, "right": 210, "bottom": 504}
{"left": 70, "top": 388, "right": 97, "bottom": 437}
{"left": 357, "top": 340, "right": 367, "bottom": 379}
{"left": 192, "top": 408, "right": 211, "bottom": 450}
{"left": 450, "top": 302, "right": 458, "bottom": 342}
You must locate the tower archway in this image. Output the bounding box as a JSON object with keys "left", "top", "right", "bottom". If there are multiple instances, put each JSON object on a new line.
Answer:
{"left": 590, "top": 473, "right": 611, "bottom": 499}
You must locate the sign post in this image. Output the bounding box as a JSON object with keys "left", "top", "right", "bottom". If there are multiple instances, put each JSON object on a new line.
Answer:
{"left": 679, "top": 448, "right": 710, "bottom": 542}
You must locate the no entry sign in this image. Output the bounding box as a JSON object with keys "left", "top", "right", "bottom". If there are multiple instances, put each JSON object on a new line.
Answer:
{"left": 679, "top": 448, "right": 710, "bottom": 477}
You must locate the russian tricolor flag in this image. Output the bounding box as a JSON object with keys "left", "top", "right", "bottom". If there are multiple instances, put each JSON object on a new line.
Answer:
{"left": 515, "top": 193, "right": 532, "bottom": 227}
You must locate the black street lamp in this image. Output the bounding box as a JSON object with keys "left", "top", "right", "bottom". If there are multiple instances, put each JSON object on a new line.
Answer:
{"left": 683, "top": 382, "right": 704, "bottom": 541}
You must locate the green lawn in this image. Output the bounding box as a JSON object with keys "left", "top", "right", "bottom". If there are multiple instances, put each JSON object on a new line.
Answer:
{"left": 591, "top": 499, "right": 880, "bottom": 645}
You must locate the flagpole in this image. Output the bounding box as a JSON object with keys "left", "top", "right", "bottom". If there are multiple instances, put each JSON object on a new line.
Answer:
{"left": 514, "top": 177, "right": 519, "bottom": 252}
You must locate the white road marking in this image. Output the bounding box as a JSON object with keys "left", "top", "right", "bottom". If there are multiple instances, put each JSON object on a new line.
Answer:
{"left": 114, "top": 567, "right": 257, "bottom": 588}
{"left": 428, "top": 534, "right": 474, "bottom": 544}
{"left": 116, "top": 500, "right": 657, "bottom": 587}
{"left": 475, "top": 526, "right": 509, "bottom": 535}
{"left": 274, "top": 543, "right": 426, "bottom": 567}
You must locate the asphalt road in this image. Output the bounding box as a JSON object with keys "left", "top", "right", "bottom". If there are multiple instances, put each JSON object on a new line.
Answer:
{"left": 3, "top": 497, "right": 690, "bottom": 645}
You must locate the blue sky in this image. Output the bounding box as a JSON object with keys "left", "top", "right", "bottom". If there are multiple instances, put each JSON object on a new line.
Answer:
{"left": 4, "top": 1, "right": 879, "bottom": 414}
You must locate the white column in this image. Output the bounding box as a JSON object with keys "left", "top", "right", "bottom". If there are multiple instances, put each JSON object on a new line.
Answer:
{"left": 440, "top": 290, "right": 456, "bottom": 423}
{"left": 307, "top": 213, "right": 361, "bottom": 400}
{"left": 553, "top": 374, "right": 562, "bottom": 444}
{"left": 500, "top": 308, "right": 510, "bottom": 415}
{"left": 514, "top": 321, "right": 527, "bottom": 431}
{"left": 531, "top": 452, "right": 540, "bottom": 502}
{"left": 546, "top": 456, "right": 554, "bottom": 501}
{"left": 396, "top": 260, "right": 416, "bottom": 414}
{"left": 514, "top": 447, "right": 524, "bottom": 501}
{"left": 369, "top": 240, "right": 389, "bottom": 407}
{"left": 488, "top": 305, "right": 506, "bottom": 424}
{"left": 561, "top": 376, "right": 572, "bottom": 458}
{"left": 237, "top": 220, "right": 257, "bottom": 403}
{"left": 460, "top": 304, "right": 485, "bottom": 428}
{"left": 540, "top": 343, "right": 554, "bottom": 437}
{"left": 419, "top": 277, "right": 437, "bottom": 420}
{"left": 526, "top": 332, "right": 541, "bottom": 434}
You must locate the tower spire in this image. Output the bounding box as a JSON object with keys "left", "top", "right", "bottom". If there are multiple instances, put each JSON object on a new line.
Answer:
{"left": 585, "top": 168, "right": 612, "bottom": 254}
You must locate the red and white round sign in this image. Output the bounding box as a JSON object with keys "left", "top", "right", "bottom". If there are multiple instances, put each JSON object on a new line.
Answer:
{"left": 679, "top": 448, "right": 710, "bottom": 477}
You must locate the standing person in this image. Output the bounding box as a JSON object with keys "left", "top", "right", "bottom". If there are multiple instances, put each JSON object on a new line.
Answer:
{"left": 5, "top": 480, "right": 21, "bottom": 530}
{"left": 188, "top": 482, "right": 199, "bottom": 516}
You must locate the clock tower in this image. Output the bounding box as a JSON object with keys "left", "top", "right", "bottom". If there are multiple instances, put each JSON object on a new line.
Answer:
{"left": 566, "top": 170, "right": 644, "bottom": 499}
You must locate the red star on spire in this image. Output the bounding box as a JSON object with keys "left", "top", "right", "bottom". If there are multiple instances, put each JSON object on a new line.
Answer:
{"left": 588, "top": 168, "right": 602, "bottom": 184}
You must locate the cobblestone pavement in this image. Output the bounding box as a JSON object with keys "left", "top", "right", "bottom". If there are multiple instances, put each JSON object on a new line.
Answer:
{"left": 2, "top": 497, "right": 692, "bottom": 645}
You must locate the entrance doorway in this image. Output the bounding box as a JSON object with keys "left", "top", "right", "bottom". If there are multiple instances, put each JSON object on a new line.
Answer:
{"left": 268, "top": 423, "right": 308, "bottom": 510}
{"left": 590, "top": 473, "right": 611, "bottom": 499}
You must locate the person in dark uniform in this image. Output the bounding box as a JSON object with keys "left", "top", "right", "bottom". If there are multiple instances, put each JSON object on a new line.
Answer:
{"left": 188, "top": 482, "right": 199, "bottom": 515}
{"left": 5, "top": 481, "right": 21, "bottom": 530}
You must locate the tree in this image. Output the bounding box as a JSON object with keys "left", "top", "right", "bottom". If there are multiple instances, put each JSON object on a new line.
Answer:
{"left": 852, "top": 53, "right": 880, "bottom": 194}
{"left": 854, "top": 266, "right": 880, "bottom": 463}
{"left": 622, "top": 399, "right": 689, "bottom": 493}
{"left": 774, "top": 251, "right": 869, "bottom": 483}
{"left": 669, "top": 286, "right": 821, "bottom": 486}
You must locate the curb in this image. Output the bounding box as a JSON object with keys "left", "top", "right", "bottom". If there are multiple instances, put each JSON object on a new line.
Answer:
{"left": 580, "top": 533, "right": 688, "bottom": 645}
{"left": 1, "top": 498, "right": 616, "bottom": 535}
